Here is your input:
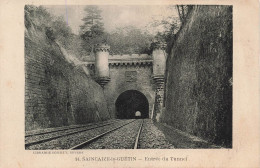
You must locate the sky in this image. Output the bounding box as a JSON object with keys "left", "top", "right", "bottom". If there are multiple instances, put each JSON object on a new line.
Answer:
{"left": 45, "top": 5, "right": 178, "bottom": 35}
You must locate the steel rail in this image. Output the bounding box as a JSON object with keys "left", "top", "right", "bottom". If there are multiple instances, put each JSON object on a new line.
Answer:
{"left": 69, "top": 119, "right": 137, "bottom": 150}
{"left": 133, "top": 119, "right": 144, "bottom": 149}
{"left": 25, "top": 120, "right": 125, "bottom": 148}
{"left": 25, "top": 119, "right": 119, "bottom": 137}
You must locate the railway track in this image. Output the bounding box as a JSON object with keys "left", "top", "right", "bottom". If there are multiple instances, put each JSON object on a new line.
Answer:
{"left": 133, "top": 119, "right": 144, "bottom": 149}
{"left": 25, "top": 119, "right": 174, "bottom": 150}
{"left": 25, "top": 119, "right": 119, "bottom": 137}
{"left": 70, "top": 119, "right": 144, "bottom": 150}
{"left": 25, "top": 119, "right": 126, "bottom": 148}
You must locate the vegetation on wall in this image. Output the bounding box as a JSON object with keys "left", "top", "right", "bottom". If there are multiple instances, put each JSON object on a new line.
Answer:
{"left": 25, "top": 6, "right": 73, "bottom": 47}
{"left": 24, "top": 5, "right": 89, "bottom": 60}
{"left": 164, "top": 6, "right": 232, "bottom": 147}
{"left": 25, "top": 5, "right": 183, "bottom": 57}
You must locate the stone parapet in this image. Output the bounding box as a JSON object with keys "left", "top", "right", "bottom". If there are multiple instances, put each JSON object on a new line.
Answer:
{"left": 84, "top": 60, "right": 153, "bottom": 67}
{"left": 109, "top": 54, "right": 150, "bottom": 60}
{"left": 109, "top": 60, "right": 152, "bottom": 67}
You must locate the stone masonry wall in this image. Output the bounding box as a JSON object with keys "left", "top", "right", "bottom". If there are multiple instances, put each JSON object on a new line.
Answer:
{"left": 163, "top": 6, "right": 232, "bottom": 147}
{"left": 104, "top": 64, "right": 155, "bottom": 118}
{"left": 25, "top": 37, "right": 110, "bottom": 131}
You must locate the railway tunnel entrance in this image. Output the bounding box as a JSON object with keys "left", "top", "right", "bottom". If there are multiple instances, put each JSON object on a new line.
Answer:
{"left": 115, "top": 90, "right": 149, "bottom": 119}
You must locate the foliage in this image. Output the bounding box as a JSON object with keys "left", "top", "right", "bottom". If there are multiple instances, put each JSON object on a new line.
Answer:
{"left": 106, "top": 26, "right": 153, "bottom": 55}
{"left": 25, "top": 5, "right": 74, "bottom": 48}
{"left": 80, "top": 6, "right": 105, "bottom": 53}
{"left": 146, "top": 6, "right": 194, "bottom": 54}
{"left": 25, "top": 5, "right": 51, "bottom": 31}
{"left": 176, "top": 5, "right": 193, "bottom": 23}
{"left": 147, "top": 6, "right": 181, "bottom": 54}
{"left": 152, "top": 16, "right": 180, "bottom": 40}
{"left": 25, "top": 5, "right": 186, "bottom": 59}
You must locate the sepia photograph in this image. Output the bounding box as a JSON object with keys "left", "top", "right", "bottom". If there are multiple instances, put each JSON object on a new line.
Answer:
{"left": 24, "top": 5, "right": 233, "bottom": 150}
{"left": 1, "top": 0, "right": 260, "bottom": 167}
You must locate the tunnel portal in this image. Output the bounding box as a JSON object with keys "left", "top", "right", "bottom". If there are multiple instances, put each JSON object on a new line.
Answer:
{"left": 115, "top": 90, "right": 149, "bottom": 119}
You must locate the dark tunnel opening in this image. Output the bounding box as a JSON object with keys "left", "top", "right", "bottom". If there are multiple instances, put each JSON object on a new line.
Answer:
{"left": 115, "top": 90, "right": 149, "bottom": 119}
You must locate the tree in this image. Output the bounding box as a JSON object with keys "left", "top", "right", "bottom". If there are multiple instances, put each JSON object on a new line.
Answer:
{"left": 106, "top": 26, "right": 153, "bottom": 55}
{"left": 80, "top": 6, "right": 105, "bottom": 53}
{"left": 147, "top": 6, "right": 181, "bottom": 53}
{"left": 176, "top": 5, "right": 193, "bottom": 23}
{"left": 153, "top": 16, "right": 180, "bottom": 40}
{"left": 25, "top": 5, "right": 73, "bottom": 47}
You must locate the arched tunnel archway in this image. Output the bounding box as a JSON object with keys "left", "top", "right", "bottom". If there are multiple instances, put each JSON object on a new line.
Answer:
{"left": 115, "top": 90, "right": 149, "bottom": 119}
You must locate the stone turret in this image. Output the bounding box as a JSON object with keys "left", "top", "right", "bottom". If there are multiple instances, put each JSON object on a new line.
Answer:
{"left": 151, "top": 41, "right": 167, "bottom": 122}
{"left": 94, "top": 43, "right": 110, "bottom": 87}
{"left": 152, "top": 41, "right": 167, "bottom": 78}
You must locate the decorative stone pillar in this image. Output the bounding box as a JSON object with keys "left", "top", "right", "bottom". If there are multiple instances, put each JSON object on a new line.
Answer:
{"left": 94, "top": 43, "right": 110, "bottom": 87}
{"left": 151, "top": 41, "right": 167, "bottom": 122}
